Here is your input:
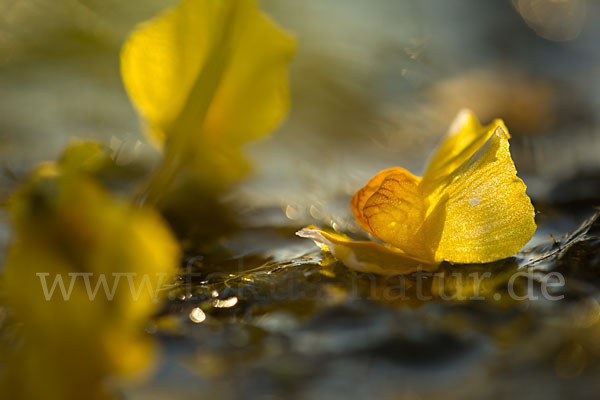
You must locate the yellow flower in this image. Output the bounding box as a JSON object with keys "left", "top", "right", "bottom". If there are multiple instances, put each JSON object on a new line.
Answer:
{"left": 1, "top": 143, "right": 180, "bottom": 400}
{"left": 299, "top": 110, "right": 536, "bottom": 274}
{"left": 120, "top": 0, "right": 295, "bottom": 201}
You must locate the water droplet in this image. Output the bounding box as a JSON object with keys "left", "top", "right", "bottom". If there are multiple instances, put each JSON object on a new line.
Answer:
{"left": 189, "top": 307, "right": 206, "bottom": 323}
{"left": 213, "top": 297, "right": 238, "bottom": 308}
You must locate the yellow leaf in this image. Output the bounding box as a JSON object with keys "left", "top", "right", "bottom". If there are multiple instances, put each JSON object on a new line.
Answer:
{"left": 302, "top": 110, "right": 536, "bottom": 273}
{"left": 120, "top": 0, "right": 295, "bottom": 197}
{"left": 1, "top": 148, "right": 180, "bottom": 400}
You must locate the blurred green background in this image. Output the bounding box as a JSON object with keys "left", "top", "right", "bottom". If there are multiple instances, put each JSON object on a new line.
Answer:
{"left": 1, "top": 0, "right": 599, "bottom": 202}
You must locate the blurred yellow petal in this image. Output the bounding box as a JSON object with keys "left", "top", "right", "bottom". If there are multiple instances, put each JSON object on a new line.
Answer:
{"left": 58, "top": 141, "right": 112, "bottom": 174}
{"left": 2, "top": 151, "right": 180, "bottom": 399}
{"left": 425, "top": 125, "right": 536, "bottom": 263}
{"left": 120, "top": 0, "right": 295, "bottom": 195}
{"left": 297, "top": 226, "right": 435, "bottom": 275}
{"left": 121, "top": 0, "right": 221, "bottom": 145}
{"left": 201, "top": 1, "right": 296, "bottom": 148}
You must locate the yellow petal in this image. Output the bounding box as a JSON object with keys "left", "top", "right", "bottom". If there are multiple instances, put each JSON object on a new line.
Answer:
{"left": 422, "top": 109, "right": 508, "bottom": 196}
{"left": 201, "top": 2, "right": 296, "bottom": 148}
{"left": 58, "top": 141, "right": 111, "bottom": 174}
{"left": 351, "top": 167, "right": 412, "bottom": 236}
{"left": 297, "top": 226, "right": 435, "bottom": 275}
{"left": 423, "top": 125, "right": 536, "bottom": 263}
{"left": 121, "top": 0, "right": 231, "bottom": 145}
{"left": 120, "top": 0, "right": 295, "bottom": 155}
{"left": 342, "top": 110, "right": 536, "bottom": 269}
{"left": 351, "top": 168, "right": 430, "bottom": 258}
{"left": 3, "top": 159, "right": 180, "bottom": 399}
{"left": 121, "top": 0, "right": 295, "bottom": 202}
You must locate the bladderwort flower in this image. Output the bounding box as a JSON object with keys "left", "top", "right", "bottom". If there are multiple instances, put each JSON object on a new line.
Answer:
{"left": 299, "top": 110, "right": 536, "bottom": 275}
{"left": 120, "top": 0, "right": 296, "bottom": 203}
{"left": 1, "top": 143, "right": 180, "bottom": 400}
